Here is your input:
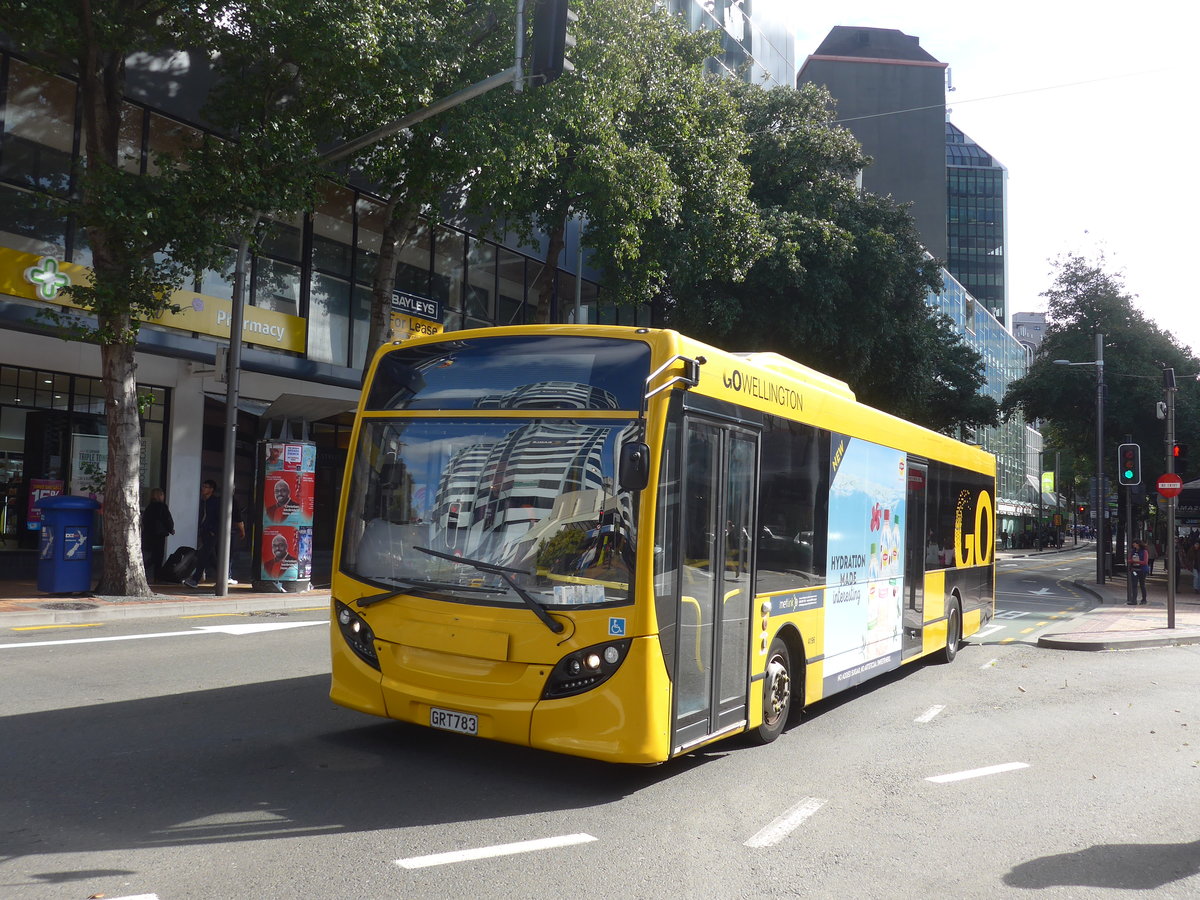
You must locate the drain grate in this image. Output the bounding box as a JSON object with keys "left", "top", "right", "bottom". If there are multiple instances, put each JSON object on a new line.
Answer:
{"left": 40, "top": 601, "right": 99, "bottom": 611}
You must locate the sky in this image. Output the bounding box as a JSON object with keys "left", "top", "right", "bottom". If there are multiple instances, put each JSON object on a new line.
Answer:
{"left": 791, "top": 2, "right": 1200, "bottom": 357}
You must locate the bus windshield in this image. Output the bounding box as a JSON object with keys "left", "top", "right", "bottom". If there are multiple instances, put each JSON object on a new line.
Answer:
{"left": 341, "top": 417, "right": 640, "bottom": 609}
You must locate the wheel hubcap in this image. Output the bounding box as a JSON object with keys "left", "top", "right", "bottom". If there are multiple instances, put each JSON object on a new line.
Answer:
{"left": 765, "top": 655, "right": 790, "bottom": 724}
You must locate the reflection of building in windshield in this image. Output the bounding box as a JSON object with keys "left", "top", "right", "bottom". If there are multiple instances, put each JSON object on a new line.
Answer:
{"left": 433, "top": 420, "right": 608, "bottom": 556}
{"left": 474, "top": 381, "right": 619, "bottom": 410}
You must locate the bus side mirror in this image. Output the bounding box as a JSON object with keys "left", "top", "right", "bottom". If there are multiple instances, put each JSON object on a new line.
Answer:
{"left": 619, "top": 441, "right": 650, "bottom": 492}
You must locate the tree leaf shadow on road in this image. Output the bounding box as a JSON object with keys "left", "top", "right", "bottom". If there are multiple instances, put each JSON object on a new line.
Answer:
{"left": 1004, "top": 838, "right": 1200, "bottom": 890}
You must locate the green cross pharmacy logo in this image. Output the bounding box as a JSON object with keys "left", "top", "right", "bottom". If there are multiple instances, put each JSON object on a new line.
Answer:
{"left": 24, "top": 256, "right": 71, "bottom": 300}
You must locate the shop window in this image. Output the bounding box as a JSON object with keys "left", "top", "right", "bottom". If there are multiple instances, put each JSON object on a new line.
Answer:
{"left": 1, "top": 59, "right": 75, "bottom": 195}
{"left": 253, "top": 257, "right": 300, "bottom": 316}
{"left": 397, "top": 221, "right": 433, "bottom": 297}
{"left": 198, "top": 247, "right": 237, "bottom": 301}
{"left": 308, "top": 272, "right": 351, "bottom": 366}
{"left": 431, "top": 226, "right": 464, "bottom": 313}
{"left": 351, "top": 284, "right": 372, "bottom": 371}
{"left": 146, "top": 113, "right": 202, "bottom": 176}
{"left": 259, "top": 213, "right": 304, "bottom": 264}
{"left": 465, "top": 237, "right": 495, "bottom": 322}
{"left": 0, "top": 183, "right": 67, "bottom": 257}
{"left": 354, "top": 197, "right": 386, "bottom": 285}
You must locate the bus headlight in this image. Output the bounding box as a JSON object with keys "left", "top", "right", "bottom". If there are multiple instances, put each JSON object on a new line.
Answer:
{"left": 335, "top": 601, "right": 380, "bottom": 670}
{"left": 542, "top": 639, "right": 632, "bottom": 699}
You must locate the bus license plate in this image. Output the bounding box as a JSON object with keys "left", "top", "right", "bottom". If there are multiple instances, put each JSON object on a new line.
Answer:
{"left": 430, "top": 707, "right": 478, "bottom": 736}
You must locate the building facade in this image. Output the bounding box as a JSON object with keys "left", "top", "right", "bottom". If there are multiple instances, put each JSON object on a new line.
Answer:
{"left": 0, "top": 47, "right": 643, "bottom": 575}
{"left": 946, "top": 122, "right": 1008, "bottom": 324}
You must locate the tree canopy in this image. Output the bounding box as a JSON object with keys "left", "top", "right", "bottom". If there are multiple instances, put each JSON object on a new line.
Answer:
{"left": 663, "top": 83, "right": 999, "bottom": 435}
{"left": 1002, "top": 253, "right": 1200, "bottom": 481}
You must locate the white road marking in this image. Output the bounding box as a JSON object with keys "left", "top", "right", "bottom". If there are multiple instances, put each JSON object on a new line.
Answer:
{"left": 1027, "top": 588, "right": 1051, "bottom": 595}
{"left": 926, "top": 762, "right": 1029, "bottom": 783}
{"left": 744, "top": 797, "right": 827, "bottom": 847}
{"left": 395, "top": 833, "right": 597, "bottom": 869}
{"left": 109, "top": 895, "right": 159, "bottom": 900}
{"left": 0, "top": 620, "right": 325, "bottom": 649}
{"left": 974, "top": 625, "right": 1004, "bottom": 638}
{"left": 914, "top": 705, "right": 945, "bottom": 723}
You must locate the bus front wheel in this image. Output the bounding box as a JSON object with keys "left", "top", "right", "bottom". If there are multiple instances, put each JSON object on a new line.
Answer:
{"left": 752, "top": 637, "right": 792, "bottom": 744}
{"left": 940, "top": 600, "right": 961, "bottom": 664}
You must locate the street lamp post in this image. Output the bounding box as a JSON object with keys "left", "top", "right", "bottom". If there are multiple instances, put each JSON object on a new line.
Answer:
{"left": 1054, "top": 332, "right": 1105, "bottom": 585}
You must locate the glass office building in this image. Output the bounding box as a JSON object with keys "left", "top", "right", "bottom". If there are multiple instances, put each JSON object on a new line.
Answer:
{"left": 946, "top": 122, "right": 1008, "bottom": 325}
{"left": 928, "top": 267, "right": 1031, "bottom": 542}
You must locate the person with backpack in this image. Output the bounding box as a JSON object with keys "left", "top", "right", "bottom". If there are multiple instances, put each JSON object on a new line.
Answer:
{"left": 183, "top": 479, "right": 245, "bottom": 588}
{"left": 1127, "top": 539, "right": 1149, "bottom": 605}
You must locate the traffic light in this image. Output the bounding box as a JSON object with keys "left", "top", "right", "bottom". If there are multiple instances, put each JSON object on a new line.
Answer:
{"left": 1174, "top": 443, "right": 1189, "bottom": 479}
{"left": 530, "top": 0, "right": 576, "bottom": 85}
{"left": 1117, "top": 442, "right": 1141, "bottom": 486}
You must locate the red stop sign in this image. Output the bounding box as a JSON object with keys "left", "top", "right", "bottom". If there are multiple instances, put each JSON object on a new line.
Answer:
{"left": 1157, "top": 473, "right": 1184, "bottom": 497}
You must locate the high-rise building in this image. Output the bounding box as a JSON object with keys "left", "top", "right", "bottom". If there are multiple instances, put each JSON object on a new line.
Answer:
{"left": 799, "top": 26, "right": 1036, "bottom": 542}
{"left": 947, "top": 122, "right": 1008, "bottom": 324}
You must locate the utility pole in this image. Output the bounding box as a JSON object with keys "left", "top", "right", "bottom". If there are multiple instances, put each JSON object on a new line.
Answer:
{"left": 1165, "top": 367, "right": 1177, "bottom": 628}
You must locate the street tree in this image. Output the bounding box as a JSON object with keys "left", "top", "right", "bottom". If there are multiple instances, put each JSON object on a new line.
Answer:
{"left": 666, "top": 82, "right": 998, "bottom": 435}
{"left": 462, "top": 0, "right": 763, "bottom": 323}
{"left": 1002, "top": 253, "right": 1200, "bottom": 481}
{"left": 0, "top": 0, "right": 392, "bottom": 594}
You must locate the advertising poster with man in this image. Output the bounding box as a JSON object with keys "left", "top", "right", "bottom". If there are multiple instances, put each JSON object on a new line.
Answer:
{"left": 260, "top": 441, "right": 315, "bottom": 582}
{"left": 823, "top": 434, "right": 907, "bottom": 691}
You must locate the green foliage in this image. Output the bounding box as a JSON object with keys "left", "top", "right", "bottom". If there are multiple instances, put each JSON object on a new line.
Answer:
{"left": 1002, "top": 253, "right": 1200, "bottom": 478}
{"left": 537, "top": 528, "right": 586, "bottom": 571}
{"left": 664, "top": 84, "right": 997, "bottom": 435}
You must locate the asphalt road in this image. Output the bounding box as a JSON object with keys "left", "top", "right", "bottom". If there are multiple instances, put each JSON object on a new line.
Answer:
{"left": 988, "top": 545, "right": 1101, "bottom": 645}
{"left": 2, "top": 593, "right": 1199, "bottom": 899}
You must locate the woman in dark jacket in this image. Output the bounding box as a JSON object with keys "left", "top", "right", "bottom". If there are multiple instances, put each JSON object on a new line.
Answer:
{"left": 141, "top": 487, "right": 175, "bottom": 582}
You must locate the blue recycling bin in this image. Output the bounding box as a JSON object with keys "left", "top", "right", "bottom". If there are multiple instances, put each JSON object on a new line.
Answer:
{"left": 36, "top": 495, "right": 100, "bottom": 593}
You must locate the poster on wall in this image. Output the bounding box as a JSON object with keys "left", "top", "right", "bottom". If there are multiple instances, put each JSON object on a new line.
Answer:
{"left": 260, "top": 442, "right": 315, "bottom": 582}
{"left": 26, "top": 478, "right": 64, "bottom": 529}
{"left": 69, "top": 433, "right": 149, "bottom": 501}
{"left": 822, "top": 434, "right": 908, "bottom": 692}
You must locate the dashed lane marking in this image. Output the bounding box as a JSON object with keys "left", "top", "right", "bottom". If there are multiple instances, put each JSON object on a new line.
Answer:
{"left": 927, "top": 762, "right": 1029, "bottom": 783}
{"left": 744, "top": 798, "right": 827, "bottom": 847}
{"left": 915, "top": 705, "right": 945, "bottom": 723}
{"left": 396, "top": 833, "right": 597, "bottom": 869}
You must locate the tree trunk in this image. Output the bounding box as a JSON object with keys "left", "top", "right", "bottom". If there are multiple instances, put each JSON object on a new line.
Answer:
{"left": 533, "top": 216, "right": 568, "bottom": 323}
{"left": 96, "top": 323, "right": 152, "bottom": 596}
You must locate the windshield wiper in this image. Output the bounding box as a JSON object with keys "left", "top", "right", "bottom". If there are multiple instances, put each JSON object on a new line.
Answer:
{"left": 357, "top": 577, "right": 506, "bottom": 608}
{"left": 414, "top": 546, "right": 564, "bottom": 634}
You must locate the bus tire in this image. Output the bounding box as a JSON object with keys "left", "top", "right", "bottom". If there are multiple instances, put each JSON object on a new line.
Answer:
{"left": 752, "top": 637, "right": 792, "bottom": 744}
{"left": 939, "top": 599, "right": 961, "bottom": 664}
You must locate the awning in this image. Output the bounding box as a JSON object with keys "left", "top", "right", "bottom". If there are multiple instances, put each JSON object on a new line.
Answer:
{"left": 260, "top": 393, "right": 357, "bottom": 423}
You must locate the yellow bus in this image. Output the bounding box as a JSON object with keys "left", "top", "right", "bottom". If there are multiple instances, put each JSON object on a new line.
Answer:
{"left": 330, "top": 325, "right": 995, "bottom": 764}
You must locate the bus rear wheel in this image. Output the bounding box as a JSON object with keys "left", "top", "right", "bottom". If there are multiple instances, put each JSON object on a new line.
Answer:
{"left": 752, "top": 637, "right": 792, "bottom": 744}
{"left": 940, "top": 600, "right": 961, "bottom": 664}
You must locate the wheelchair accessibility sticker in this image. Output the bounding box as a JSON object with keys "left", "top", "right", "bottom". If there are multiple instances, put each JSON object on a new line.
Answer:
{"left": 608, "top": 617, "right": 626, "bottom": 636}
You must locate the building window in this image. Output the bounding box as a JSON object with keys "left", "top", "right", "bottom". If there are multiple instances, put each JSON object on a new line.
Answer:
{"left": 1, "top": 58, "right": 76, "bottom": 195}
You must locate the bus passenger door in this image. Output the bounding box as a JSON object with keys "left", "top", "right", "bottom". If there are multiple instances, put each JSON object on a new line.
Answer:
{"left": 672, "top": 418, "right": 756, "bottom": 752}
{"left": 902, "top": 462, "right": 927, "bottom": 659}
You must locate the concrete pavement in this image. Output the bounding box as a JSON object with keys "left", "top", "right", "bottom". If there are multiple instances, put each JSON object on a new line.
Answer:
{"left": 3, "top": 542, "right": 1200, "bottom": 650}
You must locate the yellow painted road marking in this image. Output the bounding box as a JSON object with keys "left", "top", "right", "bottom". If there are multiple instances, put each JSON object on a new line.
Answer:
{"left": 1020, "top": 627, "right": 1035, "bottom": 634}
{"left": 1001, "top": 637, "right": 1015, "bottom": 643}
{"left": 12, "top": 623, "right": 102, "bottom": 631}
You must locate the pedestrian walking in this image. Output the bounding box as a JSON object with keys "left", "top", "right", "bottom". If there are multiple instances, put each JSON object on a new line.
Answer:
{"left": 1127, "top": 539, "right": 1149, "bottom": 605}
{"left": 184, "top": 479, "right": 245, "bottom": 588}
{"left": 140, "top": 487, "right": 174, "bottom": 582}
{"left": 1190, "top": 539, "right": 1200, "bottom": 594}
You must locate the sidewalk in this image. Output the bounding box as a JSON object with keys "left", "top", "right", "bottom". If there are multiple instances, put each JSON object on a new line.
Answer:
{"left": 0, "top": 578, "right": 330, "bottom": 629}
{"left": 998, "top": 541, "right": 1200, "bottom": 651}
